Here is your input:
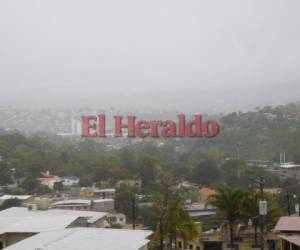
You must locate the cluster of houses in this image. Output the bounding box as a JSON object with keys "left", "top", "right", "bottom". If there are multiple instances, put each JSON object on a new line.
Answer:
{"left": 2, "top": 173, "right": 300, "bottom": 249}
{"left": 1, "top": 189, "right": 300, "bottom": 250}
{"left": 0, "top": 205, "right": 150, "bottom": 250}
{"left": 0, "top": 180, "right": 150, "bottom": 250}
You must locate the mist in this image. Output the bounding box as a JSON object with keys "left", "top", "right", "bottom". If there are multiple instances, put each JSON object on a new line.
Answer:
{"left": 1, "top": 0, "right": 300, "bottom": 113}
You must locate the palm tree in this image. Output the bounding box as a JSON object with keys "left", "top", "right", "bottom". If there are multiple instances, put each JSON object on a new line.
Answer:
{"left": 208, "top": 187, "right": 244, "bottom": 247}
{"left": 164, "top": 198, "right": 198, "bottom": 249}
{"left": 153, "top": 171, "right": 198, "bottom": 250}
{"left": 240, "top": 192, "right": 281, "bottom": 243}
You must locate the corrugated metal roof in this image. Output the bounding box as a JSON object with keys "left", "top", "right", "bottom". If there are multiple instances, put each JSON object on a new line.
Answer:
{"left": 0, "top": 216, "right": 78, "bottom": 234}
{"left": 0, "top": 207, "right": 107, "bottom": 229}
{"left": 4, "top": 227, "right": 152, "bottom": 250}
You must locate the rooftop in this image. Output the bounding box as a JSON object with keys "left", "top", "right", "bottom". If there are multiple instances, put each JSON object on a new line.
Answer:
{"left": 52, "top": 199, "right": 113, "bottom": 206}
{"left": 274, "top": 216, "right": 300, "bottom": 232}
{"left": 4, "top": 227, "right": 152, "bottom": 250}
{"left": 278, "top": 234, "right": 300, "bottom": 247}
{"left": 0, "top": 195, "right": 32, "bottom": 201}
{"left": 0, "top": 215, "right": 78, "bottom": 234}
{"left": 0, "top": 207, "right": 107, "bottom": 225}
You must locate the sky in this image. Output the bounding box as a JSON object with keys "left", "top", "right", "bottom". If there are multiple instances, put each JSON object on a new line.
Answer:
{"left": 0, "top": 0, "right": 300, "bottom": 113}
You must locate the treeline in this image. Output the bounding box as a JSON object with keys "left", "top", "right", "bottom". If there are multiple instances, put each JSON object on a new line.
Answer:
{"left": 0, "top": 133, "right": 284, "bottom": 193}
{"left": 190, "top": 101, "right": 300, "bottom": 163}
{"left": 0, "top": 102, "right": 300, "bottom": 194}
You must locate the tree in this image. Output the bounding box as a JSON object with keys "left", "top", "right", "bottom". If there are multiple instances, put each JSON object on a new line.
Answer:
{"left": 164, "top": 198, "right": 198, "bottom": 249}
{"left": 208, "top": 187, "right": 244, "bottom": 247}
{"left": 240, "top": 192, "right": 282, "bottom": 230}
{"left": 79, "top": 175, "right": 93, "bottom": 187}
{"left": 136, "top": 155, "right": 158, "bottom": 189}
{"left": 152, "top": 171, "right": 198, "bottom": 250}
{"left": 115, "top": 191, "right": 135, "bottom": 222}
{"left": 53, "top": 181, "right": 64, "bottom": 191}
{"left": 189, "top": 158, "right": 221, "bottom": 185}
{"left": 21, "top": 177, "right": 40, "bottom": 194}
{"left": 0, "top": 198, "right": 21, "bottom": 210}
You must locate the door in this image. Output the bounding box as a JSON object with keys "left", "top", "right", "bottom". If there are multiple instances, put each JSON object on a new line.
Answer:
{"left": 203, "top": 241, "right": 223, "bottom": 250}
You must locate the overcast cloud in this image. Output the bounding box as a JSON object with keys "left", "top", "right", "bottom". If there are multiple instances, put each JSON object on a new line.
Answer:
{"left": 0, "top": 0, "right": 300, "bottom": 112}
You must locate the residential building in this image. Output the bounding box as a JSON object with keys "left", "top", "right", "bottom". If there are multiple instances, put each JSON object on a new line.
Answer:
{"left": 274, "top": 216, "right": 300, "bottom": 250}
{"left": 80, "top": 187, "right": 115, "bottom": 199}
{"left": 61, "top": 176, "right": 80, "bottom": 187}
{"left": 51, "top": 199, "right": 114, "bottom": 212}
{"left": 107, "top": 213, "right": 127, "bottom": 226}
{"left": 115, "top": 179, "right": 142, "bottom": 189}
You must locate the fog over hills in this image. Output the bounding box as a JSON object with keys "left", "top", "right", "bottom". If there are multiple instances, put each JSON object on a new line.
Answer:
{"left": 1, "top": 0, "right": 300, "bottom": 113}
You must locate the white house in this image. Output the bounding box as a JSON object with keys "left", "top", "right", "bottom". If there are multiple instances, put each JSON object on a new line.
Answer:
{"left": 51, "top": 199, "right": 114, "bottom": 212}
{"left": 107, "top": 213, "right": 127, "bottom": 225}
{"left": 61, "top": 176, "right": 80, "bottom": 187}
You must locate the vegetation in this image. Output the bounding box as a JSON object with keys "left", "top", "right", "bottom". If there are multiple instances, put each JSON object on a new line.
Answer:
{"left": 208, "top": 187, "right": 244, "bottom": 246}
{"left": 208, "top": 187, "right": 282, "bottom": 246}
{"left": 0, "top": 102, "right": 298, "bottom": 249}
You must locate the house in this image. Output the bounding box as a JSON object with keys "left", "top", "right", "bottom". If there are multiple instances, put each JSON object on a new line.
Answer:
{"left": 116, "top": 179, "right": 142, "bottom": 189}
{"left": 4, "top": 227, "right": 152, "bottom": 250}
{"left": 0, "top": 207, "right": 108, "bottom": 249}
{"left": 185, "top": 203, "right": 216, "bottom": 218}
{"left": 260, "top": 188, "right": 282, "bottom": 195}
{"left": 37, "top": 171, "right": 62, "bottom": 189}
{"left": 274, "top": 216, "right": 300, "bottom": 250}
{"left": 107, "top": 213, "right": 127, "bottom": 225}
{"left": 51, "top": 199, "right": 114, "bottom": 212}
{"left": 61, "top": 176, "right": 80, "bottom": 187}
{"left": 80, "top": 187, "right": 115, "bottom": 199}
{"left": 198, "top": 187, "right": 217, "bottom": 204}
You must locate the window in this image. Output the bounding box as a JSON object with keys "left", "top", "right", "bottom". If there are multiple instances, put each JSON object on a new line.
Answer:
{"left": 178, "top": 241, "right": 182, "bottom": 249}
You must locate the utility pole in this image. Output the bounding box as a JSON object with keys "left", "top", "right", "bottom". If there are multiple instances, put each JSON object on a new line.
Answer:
{"left": 250, "top": 216, "right": 259, "bottom": 249}
{"left": 297, "top": 195, "right": 300, "bottom": 217}
{"left": 287, "top": 193, "right": 291, "bottom": 216}
{"left": 258, "top": 176, "right": 266, "bottom": 250}
{"left": 132, "top": 195, "right": 136, "bottom": 230}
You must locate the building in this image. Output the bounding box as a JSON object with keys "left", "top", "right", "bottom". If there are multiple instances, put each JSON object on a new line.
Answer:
{"left": 107, "top": 213, "right": 127, "bottom": 226}
{"left": 259, "top": 188, "right": 282, "bottom": 195}
{"left": 51, "top": 199, "right": 114, "bottom": 212}
{"left": 80, "top": 187, "right": 115, "bottom": 199}
{"left": 185, "top": 203, "right": 216, "bottom": 218}
{"left": 4, "top": 227, "right": 152, "bottom": 250}
{"left": 0, "top": 207, "right": 108, "bottom": 249}
{"left": 115, "top": 179, "right": 142, "bottom": 189}
{"left": 198, "top": 187, "right": 217, "bottom": 204}
{"left": 37, "top": 171, "right": 62, "bottom": 189}
{"left": 274, "top": 216, "right": 300, "bottom": 250}
{"left": 61, "top": 176, "right": 80, "bottom": 187}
